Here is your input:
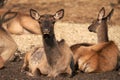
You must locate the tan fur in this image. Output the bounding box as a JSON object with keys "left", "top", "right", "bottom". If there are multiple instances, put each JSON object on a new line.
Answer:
{"left": 22, "top": 40, "right": 74, "bottom": 77}
{"left": 21, "top": 9, "right": 74, "bottom": 78}
{"left": 74, "top": 41, "right": 119, "bottom": 73}
{"left": 71, "top": 7, "right": 119, "bottom": 73}
{"left": 0, "top": 9, "right": 41, "bottom": 35}
{"left": 21, "top": 47, "right": 51, "bottom": 76}
{"left": 0, "top": 56, "right": 4, "bottom": 68}
{"left": 0, "top": 11, "right": 18, "bottom": 69}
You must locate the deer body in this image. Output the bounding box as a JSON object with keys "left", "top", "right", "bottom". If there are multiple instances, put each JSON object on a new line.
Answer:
{"left": 22, "top": 9, "right": 74, "bottom": 77}
{"left": 4, "top": 11, "right": 40, "bottom": 34}
{"left": 0, "top": 0, "right": 40, "bottom": 34}
{"left": 71, "top": 7, "right": 119, "bottom": 73}
{"left": 0, "top": 8, "right": 41, "bottom": 34}
{"left": 0, "top": 10, "right": 18, "bottom": 69}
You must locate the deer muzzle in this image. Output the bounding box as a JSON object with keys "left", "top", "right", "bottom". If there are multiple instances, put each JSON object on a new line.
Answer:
{"left": 43, "top": 29, "right": 50, "bottom": 34}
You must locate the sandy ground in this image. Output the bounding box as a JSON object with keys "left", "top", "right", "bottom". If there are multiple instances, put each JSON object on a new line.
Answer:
{"left": 0, "top": 0, "right": 120, "bottom": 80}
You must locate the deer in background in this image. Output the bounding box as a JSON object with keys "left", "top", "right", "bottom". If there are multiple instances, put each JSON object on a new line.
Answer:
{"left": 21, "top": 9, "right": 74, "bottom": 78}
{"left": 0, "top": 0, "right": 41, "bottom": 35}
{"left": 4, "top": 11, "right": 41, "bottom": 34}
{"left": 0, "top": 10, "right": 18, "bottom": 69}
{"left": 70, "top": 7, "right": 119, "bottom": 73}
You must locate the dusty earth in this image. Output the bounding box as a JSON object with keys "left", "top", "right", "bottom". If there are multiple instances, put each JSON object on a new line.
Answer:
{"left": 0, "top": 0, "right": 120, "bottom": 80}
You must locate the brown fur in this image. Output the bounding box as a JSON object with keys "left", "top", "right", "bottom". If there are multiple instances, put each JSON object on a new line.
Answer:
{"left": 70, "top": 43, "right": 93, "bottom": 54}
{"left": 0, "top": 10, "right": 18, "bottom": 69}
{"left": 0, "top": 56, "right": 4, "bottom": 68}
{"left": 21, "top": 9, "right": 74, "bottom": 78}
{"left": 22, "top": 40, "right": 74, "bottom": 77}
{"left": 71, "top": 7, "right": 119, "bottom": 73}
{"left": 74, "top": 41, "right": 119, "bottom": 73}
{"left": 21, "top": 47, "right": 51, "bottom": 76}
{"left": 48, "top": 39, "right": 74, "bottom": 77}
{"left": 0, "top": 9, "right": 41, "bottom": 35}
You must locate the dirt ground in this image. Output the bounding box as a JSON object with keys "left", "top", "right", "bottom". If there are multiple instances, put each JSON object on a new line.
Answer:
{"left": 0, "top": 0, "right": 120, "bottom": 80}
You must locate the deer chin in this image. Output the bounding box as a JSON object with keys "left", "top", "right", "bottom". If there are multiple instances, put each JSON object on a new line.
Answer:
{"left": 43, "top": 34, "right": 51, "bottom": 39}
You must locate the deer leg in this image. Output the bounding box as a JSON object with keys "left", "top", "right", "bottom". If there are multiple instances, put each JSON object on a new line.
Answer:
{"left": 0, "top": 56, "right": 4, "bottom": 69}
{"left": 0, "top": 42, "right": 17, "bottom": 62}
{"left": 47, "top": 69, "right": 59, "bottom": 78}
{"left": 26, "top": 66, "right": 40, "bottom": 77}
{"left": 21, "top": 53, "right": 29, "bottom": 73}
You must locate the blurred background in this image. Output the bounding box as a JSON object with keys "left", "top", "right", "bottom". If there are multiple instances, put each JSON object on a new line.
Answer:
{"left": 1, "top": 0, "right": 120, "bottom": 53}
{"left": 4, "top": 0, "right": 120, "bottom": 25}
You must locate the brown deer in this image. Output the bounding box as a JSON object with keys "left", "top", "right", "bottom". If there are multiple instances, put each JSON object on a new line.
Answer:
{"left": 21, "top": 9, "right": 74, "bottom": 78}
{"left": 0, "top": 1, "right": 41, "bottom": 35}
{"left": 5, "top": 12, "right": 41, "bottom": 34}
{"left": 0, "top": 9, "right": 41, "bottom": 35}
{"left": 71, "top": 7, "right": 119, "bottom": 73}
{"left": 0, "top": 10, "right": 18, "bottom": 69}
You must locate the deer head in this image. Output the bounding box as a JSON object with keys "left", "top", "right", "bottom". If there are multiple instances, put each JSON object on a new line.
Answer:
{"left": 88, "top": 7, "right": 114, "bottom": 33}
{"left": 30, "top": 9, "right": 64, "bottom": 39}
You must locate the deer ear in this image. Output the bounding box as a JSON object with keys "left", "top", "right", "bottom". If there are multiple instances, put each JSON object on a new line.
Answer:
{"left": 98, "top": 7, "right": 105, "bottom": 20}
{"left": 2, "top": 12, "right": 17, "bottom": 23}
{"left": 30, "top": 9, "right": 40, "bottom": 20}
{"left": 106, "top": 9, "right": 114, "bottom": 21}
{"left": 54, "top": 9, "right": 64, "bottom": 20}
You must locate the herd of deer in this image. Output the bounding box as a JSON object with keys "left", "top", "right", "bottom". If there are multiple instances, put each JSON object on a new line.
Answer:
{"left": 0, "top": 0, "right": 119, "bottom": 78}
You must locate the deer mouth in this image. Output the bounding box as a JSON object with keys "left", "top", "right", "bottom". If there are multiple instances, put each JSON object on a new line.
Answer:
{"left": 43, "top": 34, "right": 51, "bottom": 39}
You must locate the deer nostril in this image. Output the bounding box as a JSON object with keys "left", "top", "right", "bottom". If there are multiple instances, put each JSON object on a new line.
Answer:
{"left": 88, "top": 28, "right": 93, "bottom": 32}
{"left": 43, "top": 29, "right": 50, "bottom": 34}
{"left": 89, "top": 29, "right": 92, "bottom": 32}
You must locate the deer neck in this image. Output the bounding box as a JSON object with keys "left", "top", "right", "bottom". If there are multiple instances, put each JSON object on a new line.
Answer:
{"left": 43, "top": 34, "right": 57, "bottom": 47}
{"left": 97, "top": 22, "right": 109, "bottom": 43}
{"left": 42, "top": 34, "right": 61, "bottom": 66}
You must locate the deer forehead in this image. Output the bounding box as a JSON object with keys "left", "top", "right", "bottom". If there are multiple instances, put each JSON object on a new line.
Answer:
{"left": 40, "top": 14, "right": 55, "bottom": 21}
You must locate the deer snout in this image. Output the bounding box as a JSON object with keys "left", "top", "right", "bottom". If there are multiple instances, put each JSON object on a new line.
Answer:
{"left": 43, "top": 29, "right": 50, "bottom": 34}
{"left": 88, "top": 26, "right": 93, "bottom": 32}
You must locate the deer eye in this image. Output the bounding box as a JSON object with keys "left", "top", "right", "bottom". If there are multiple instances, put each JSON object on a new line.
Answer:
{"left": 39, "top": 17, "right": 44, "bottom": 23}
{"left": 50, "top": 17, "right": 55, "bottom": 23}
{"left": 97, "top": 19, "right": 102, "bottom": 24}
{"left": 52, "top": 20, "right": 55, "bottom": 24}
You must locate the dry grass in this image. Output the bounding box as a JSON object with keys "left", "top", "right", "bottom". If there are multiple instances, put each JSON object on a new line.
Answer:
{"left": 2, "top": 0, "right": 120, "bottom": 53}
{"left": 5, "top": 0, "right": 120, "bottom": 25}
{"left": 12, "top": 22, "right": 120, "bottom": 53}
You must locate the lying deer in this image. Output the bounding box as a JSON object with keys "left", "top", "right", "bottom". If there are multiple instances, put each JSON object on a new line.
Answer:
{"left": 71, "top": 7, "right": 119, "bottom": 73}
{"left": 0, "top": 10, "right": 18, "bottom": 69}
{"left": 21, "top": 9, "right": 74, "bottom": 78}
{"left": 2, "top": 10, "right": 41, "bottom": 35}
{"left": 0, "top": 0, "right": 41, "bottom": 35}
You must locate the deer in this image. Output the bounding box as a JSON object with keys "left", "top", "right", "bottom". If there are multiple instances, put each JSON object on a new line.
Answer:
{"left": 3, "top": 11, "right": 41, "bottom": 34}
{"left": 0, "top": 10, "right": 18, "bottom": 69}
{"left": 0, "top": 0, "right": 41, "bottom": 35}
{"left": 21, "top": 9, "right": 74, "bottom": 78}
{"left": 70, "top": 7, "right": 119, "bottom": 73}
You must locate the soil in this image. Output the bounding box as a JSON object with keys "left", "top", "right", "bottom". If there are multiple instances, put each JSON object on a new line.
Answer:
{"left": 0, "top": 60, "right": 120, "bottom": 80}
{"left": 0, "top": 0, "right": 120, "bottom": 80}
